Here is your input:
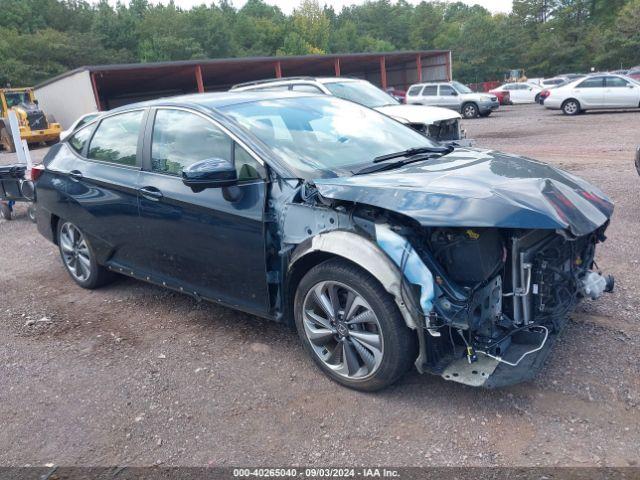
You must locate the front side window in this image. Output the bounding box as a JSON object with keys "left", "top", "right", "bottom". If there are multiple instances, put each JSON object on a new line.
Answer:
{"left": 605, "top": 76, "right": 628, "bottom": 88}
{"left": 151, "top": 109, "right": 265, "bottom": 181}
{"left": 68, "top": 126, "right": 92, "bottom": 154}
{"left": 222, "top": 96, "right": 438, "bottom": 178}
{"left": 88, "top": 110, "right": 143, "bottom": 166}
{"left": 151, "top": 109, "right": 232, "bottom": 176}
{"left": 323, "top": 80, "right": 398, "bottom": 108}
{"left": 423, "top": 85, "right": 438, "bottom": 96}
{"left": 577, "top": 77, "right": 605, "bottom": 89}
{"left": 439, "top": 85, "right": 457, "bottom": 96}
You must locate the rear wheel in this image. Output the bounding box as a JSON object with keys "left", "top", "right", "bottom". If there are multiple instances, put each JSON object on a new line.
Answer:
{"left": 462, "top": 103, "right": 479, "bottom": 119}
{"left": 294, "top": 259, "right": 416, "bottom": 391}
{"left": 57, "top": 221, "right": 115, "bottom": 289}
{"left": 562, "top": 99, "right": 581, "bottom": 115}
{"left": 1, "top": 127, "right": 15, "bottom": 153}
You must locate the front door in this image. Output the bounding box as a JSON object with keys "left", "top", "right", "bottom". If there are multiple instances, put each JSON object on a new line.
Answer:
{"left": 604, "top": 76, "right": 640, "bottom": 107}
{"left": 136, "top": 107, "right": 270, "bottom": 316}
{"left": 437, "top": 85, "right": 460, "bottom": 110}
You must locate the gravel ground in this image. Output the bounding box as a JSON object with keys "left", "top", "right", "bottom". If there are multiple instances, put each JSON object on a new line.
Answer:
{"left": 0, "top": 104, "right": 638, "bottom": 467}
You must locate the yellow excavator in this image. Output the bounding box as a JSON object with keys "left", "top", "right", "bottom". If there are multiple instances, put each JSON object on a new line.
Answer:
{"left": 0, "top": 87, "right": 61, "bottom": 152}
{"left": 504, "top": 69, "right": 528, "bottom": 83}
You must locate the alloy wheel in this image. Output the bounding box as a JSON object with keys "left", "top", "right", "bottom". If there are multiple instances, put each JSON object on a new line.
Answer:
{"left": 302, "top": 280, "right": 383, "bottom": 380}
{"left": 463, "top": 104, "right": 478, "bottom": 118}
{"left": 59, "top": 222, "right": 92, "bottom": 282}
{"left": 564, "top": 101, "right": 579, "bottom": 115}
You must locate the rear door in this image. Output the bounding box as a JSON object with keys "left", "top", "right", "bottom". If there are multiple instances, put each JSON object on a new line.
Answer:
{"left": 573, "top": 77, "right": 605, "bottom": 108}
{"left": 418, "top": 85, "right": 438, "bottom": 106}
{"left": 60, "top": 109, "right": 146, "bottom": 268}
{"left": 603, "top": 76, "right": 640, "bottom": 107}
{"left": 136, "top": 107, "right": 270, "bottom": 316}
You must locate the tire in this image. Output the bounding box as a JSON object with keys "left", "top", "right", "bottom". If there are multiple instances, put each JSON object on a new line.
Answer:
{"left": 462, "top": 103, "right": 479, "bottom": 119}
{"left": 27, "top": 205, "right": 37, "bottom": 223}
{"left": 480, "top": 111, "right": 492, "bottom": 117}
{"left": 562, "top": 99, "right": 581, "bottom": 116}
{"left": 0, "top": 203, "right": 12, "bottom": 220}
{"left": 1, "top": 127, "right": 15, "bottom": 153}
{"left": 56, "top": 220, "right": 115, "bottom": 289}
{"left": 294, "top": 258, "right": 416, "bottom": 391}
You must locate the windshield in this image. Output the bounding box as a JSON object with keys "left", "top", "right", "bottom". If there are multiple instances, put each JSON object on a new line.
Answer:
{"left": 451, "top": 81, "right": 473, "bottom": 94}
{"left": 4, "top": 92, "right": 29, "bottom": 108}
{"left": 221, "top": 96, "right": 438, "bottom": 178}
{"left": 323, "top": 80, "right": 399, "bottom": 108}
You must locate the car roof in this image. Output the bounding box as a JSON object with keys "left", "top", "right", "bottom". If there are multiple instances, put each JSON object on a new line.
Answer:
{"left": 231, "top": 76, "right": 363, "bottom": 89}
{"left": 109, "top": 90, "right": 318, "bottom": 114}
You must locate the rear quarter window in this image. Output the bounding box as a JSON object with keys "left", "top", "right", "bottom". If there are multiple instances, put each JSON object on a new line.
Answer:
{"left": 407, "top": 85, "right": 423, "bottom": 96}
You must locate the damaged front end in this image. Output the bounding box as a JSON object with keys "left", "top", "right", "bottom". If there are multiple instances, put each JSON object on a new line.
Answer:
{"left": 274, "top": 150, "right": 615, "bottom": 388}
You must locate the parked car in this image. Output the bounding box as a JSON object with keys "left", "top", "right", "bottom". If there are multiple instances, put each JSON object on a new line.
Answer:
{"left": 627, "top": 67, "right": 640, "bottom": 81}
{"left": 385, "top": 87, "right": 406, "bottom": 103}
{"left": 231, "top": 77, "right": 466, "bottom": 144}
{"left": 406, "top": 81, "right": 500, "bottom": 118}
{"left": 33, "top": 92, "right": 615, "bottom": 390}
{"left": 541, "top": 77, "right": 570, "bottom": 88}
{"left": 490, "top": 82, "right": 543, "bottom": 104}
{"left": 488, "top": 88, "right": 511, "bottom": 105}
{"left": 544, "top": 74, "right": 640, "bottom": 115}
{"left": 60, "top": 112, "right": 101, "bottom": 141}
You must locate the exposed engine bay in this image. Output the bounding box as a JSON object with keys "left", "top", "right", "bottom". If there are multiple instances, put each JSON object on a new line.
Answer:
{"left": 406, "top": 225, "right": 614, "bottom": 387}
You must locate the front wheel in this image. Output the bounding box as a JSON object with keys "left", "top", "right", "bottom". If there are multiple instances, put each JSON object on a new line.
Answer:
{"left": 294, "top": 259, "right": 416, "bottom": 391}
{"left": 57, "top": 221, "right": 115, "bottom": 289}
{"left": 27, "top": 205, "right": 37, "bottom": 223}
{"left": 562, "top": 99, "right": 581, "bottom": 115}
{"left": 462, "top": 103, "right": 479, "bottom": 119}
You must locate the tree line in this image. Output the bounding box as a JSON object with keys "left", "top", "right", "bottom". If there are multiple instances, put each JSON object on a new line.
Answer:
{"left": 1, "top": 0, "right": 639, "bottom": 88}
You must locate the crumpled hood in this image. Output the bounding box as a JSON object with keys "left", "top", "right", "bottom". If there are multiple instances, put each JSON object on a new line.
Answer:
{"left": 313, "top": 149, "right": 613, "bottom": 237}
{"left": 375, "top": 104, "right": 461, "bottom": 124}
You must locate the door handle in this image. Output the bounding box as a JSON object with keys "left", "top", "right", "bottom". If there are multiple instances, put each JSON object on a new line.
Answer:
{"left": 69, "top": 170, "right": 83, "bottom": 181}
{"left": 139, "top": 186, "right": 163, "bottom": 201}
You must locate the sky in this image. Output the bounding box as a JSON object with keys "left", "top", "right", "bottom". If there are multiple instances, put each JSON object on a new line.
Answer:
{"left": 120, "top": 0, "right": 514, "bottom": 14}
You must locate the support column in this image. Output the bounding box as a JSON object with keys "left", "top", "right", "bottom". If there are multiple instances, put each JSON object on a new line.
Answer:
{"left": 90, "top": 72, "right": 103, "bottom": 111}
{"left": 379, "top": 56, "right": 387, "bottom": 90}
{"left": 416, "top": 54, "right": 423, "bottom": 83}
{"left": 195, "top": 65, "right": 204, "bottom": 93}
{"left": 334, "top": 58, "right": 341, "bottom": 76}
{"left": 275, "top": 61, "right": 282, "bottom": 78}
{"left": 446, "top": 51, "right": 452, "bottom": 81}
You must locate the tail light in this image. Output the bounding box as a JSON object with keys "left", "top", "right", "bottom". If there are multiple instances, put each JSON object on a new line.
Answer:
{"left": 28, "top": 164, "right": 44, "bottom": 181}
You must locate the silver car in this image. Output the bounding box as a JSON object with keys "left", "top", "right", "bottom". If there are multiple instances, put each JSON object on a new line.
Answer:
{"left": 406, "top": 81, "right": 500, "bottom": 118}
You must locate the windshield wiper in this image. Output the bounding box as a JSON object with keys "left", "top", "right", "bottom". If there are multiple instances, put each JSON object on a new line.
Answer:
{"left": 353, "top": 153, "right": 442, "bottom": 176}
{"left": 372, "top": 145, "right": 453, "bottom": 163}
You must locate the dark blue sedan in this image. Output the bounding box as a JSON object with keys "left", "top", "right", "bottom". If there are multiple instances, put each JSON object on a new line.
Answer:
{"left": 34, "top": 92, "right": 614, "bottom": 390}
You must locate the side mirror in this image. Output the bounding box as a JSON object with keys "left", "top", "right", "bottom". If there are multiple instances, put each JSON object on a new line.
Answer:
{"left": 182, "top": 158, "right": 237, "bottom": 190}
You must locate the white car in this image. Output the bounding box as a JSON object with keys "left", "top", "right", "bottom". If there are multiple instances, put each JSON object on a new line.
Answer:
{"left": 60, "top": 112, "right": 101, "bottom": 141}
{"left": 231, "top": 77, "right": 468, "bottom": 143}
{"left": 541, "top": 77, "right": 570, "bottom": 88}
{"left": 544, "top": 74, "right": 640, "bottom": 115}
{"left": 491, "top": 82, "right": 543, "bottom": 104}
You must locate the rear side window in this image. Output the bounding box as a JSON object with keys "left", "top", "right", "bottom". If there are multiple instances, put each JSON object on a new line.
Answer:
{"left": 151, "top": 109, "right": 265, "bottom": 180}
{"left": 68, "top": 127, "right": 92, "bottom": 154}
{"left": 407, "top": 85, "right": 423, "bottom": 96}
{"left": 423, "top": 86, "right": 438, "bottom": 96}
{"left": 577, "top": 77, "right": 604, "bottom": 88}
{"left": 88, "top": 110, "right": 143, "bottom": 166}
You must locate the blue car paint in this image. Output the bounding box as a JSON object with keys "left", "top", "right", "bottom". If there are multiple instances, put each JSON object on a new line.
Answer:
{"left": 314, "top": 149, "right": 613, "bottom": 238}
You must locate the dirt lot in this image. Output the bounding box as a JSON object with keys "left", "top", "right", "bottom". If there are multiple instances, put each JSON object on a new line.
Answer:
{"left": 1, "top": 104, "right": 639, "bottom": 467}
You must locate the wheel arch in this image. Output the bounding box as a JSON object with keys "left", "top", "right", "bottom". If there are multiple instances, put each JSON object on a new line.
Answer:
{"left": 286, "top": 230, "right": 424, "bottom": 330}
{"left": 561, "top": 98, "right": 581, "bottom": 112}
{"left": 461, "top": 101, "right": 479, "bottom": 117}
